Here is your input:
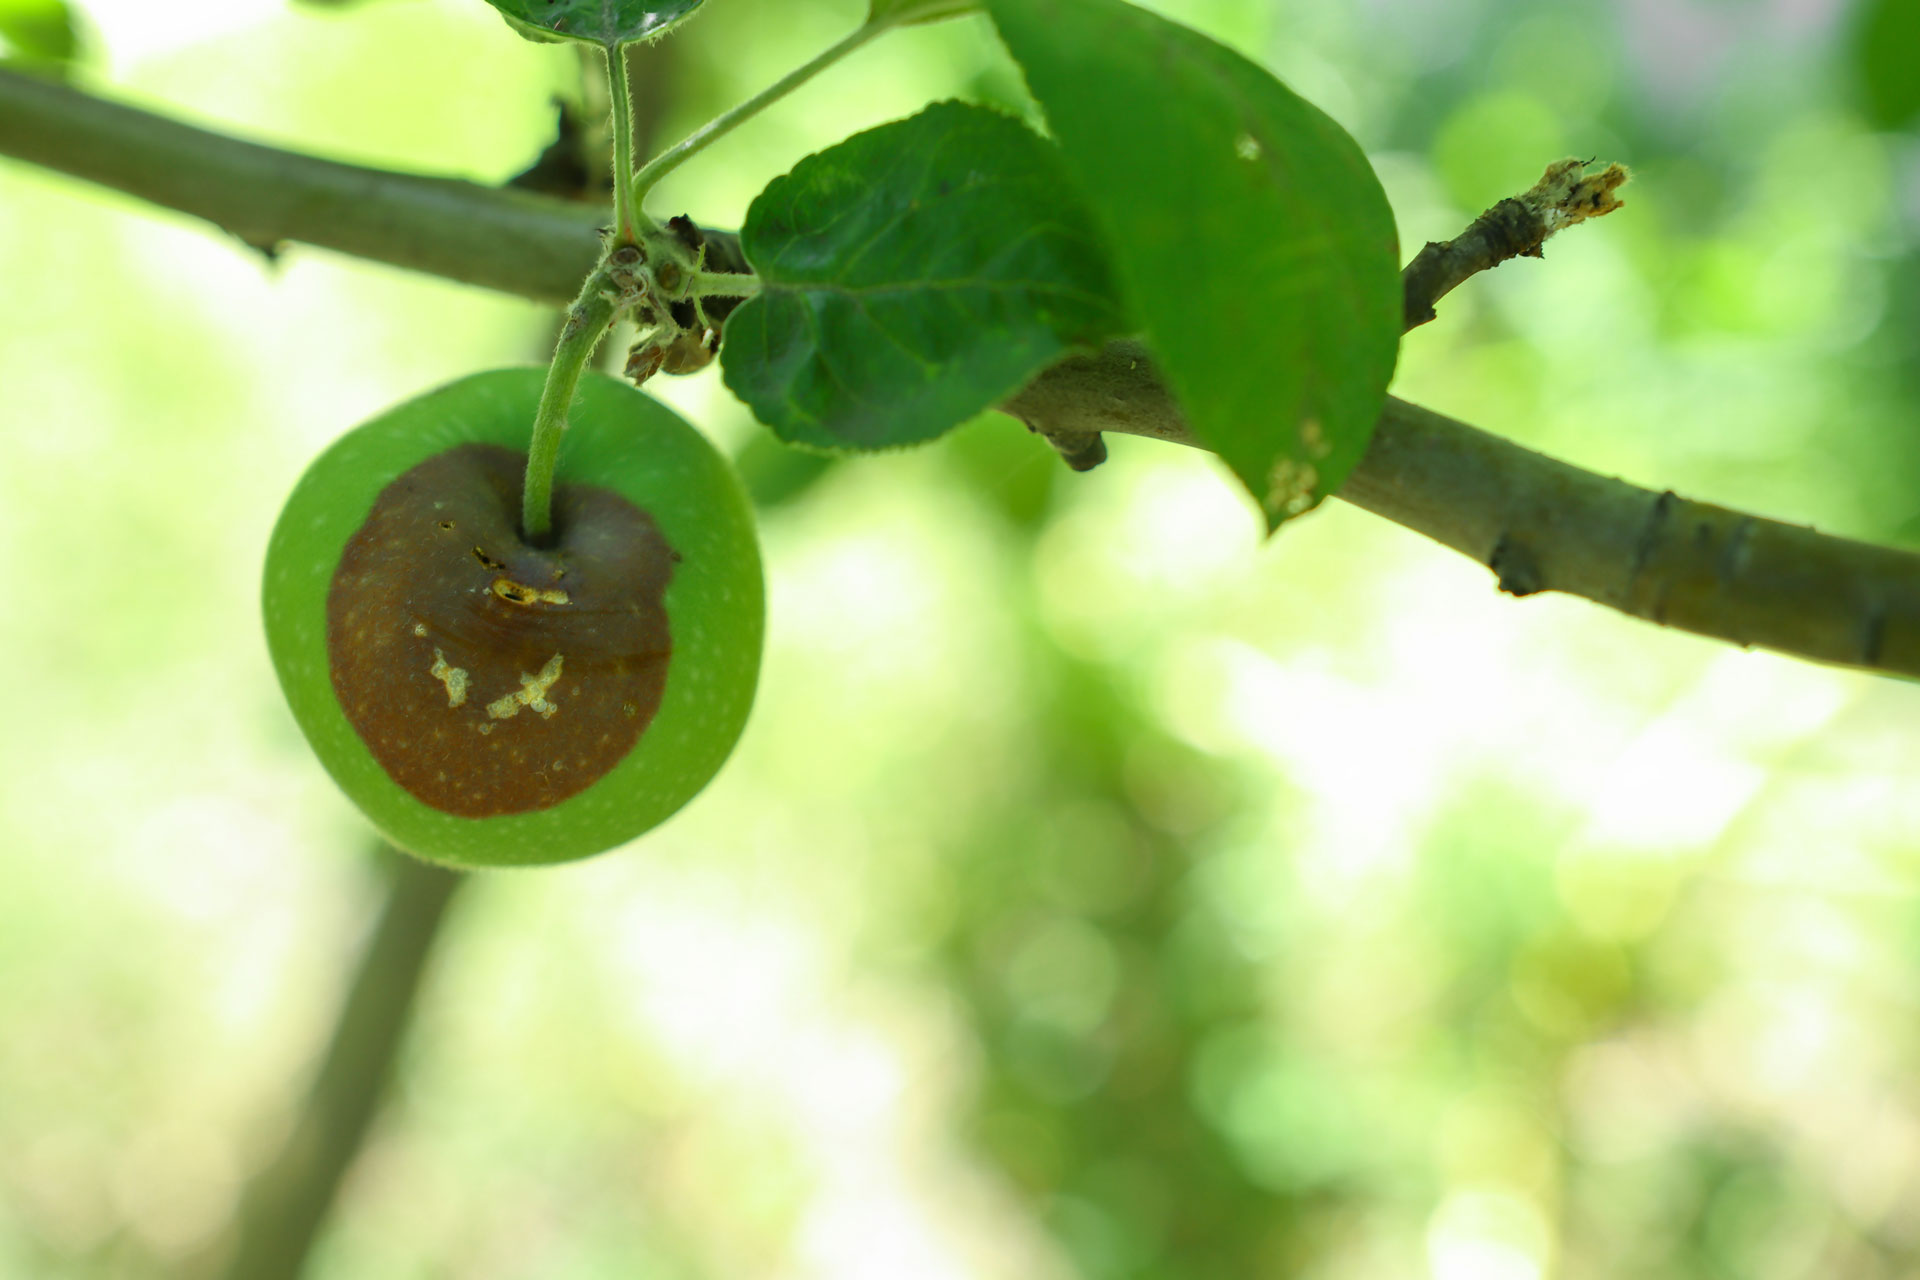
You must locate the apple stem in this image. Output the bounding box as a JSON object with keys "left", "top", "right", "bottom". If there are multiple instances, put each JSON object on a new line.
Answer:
{"left": 522, "top": 262, "right": 620, "bottom": 544}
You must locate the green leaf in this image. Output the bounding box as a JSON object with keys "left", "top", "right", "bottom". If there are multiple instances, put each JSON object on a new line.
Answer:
{"left": 478, "top": 0, "right": 701, "bottom": 47}
{"left": 721, "top": 100, "right": 1129, "bottom": 452}
{"left": 986, "top": 0, "right": 1401, "bottom": 527}
{"left": 870, "top": 0, "right": 979, "bottom": 25}
{"left": 1854, "top": 0, "right": 1920, "bottom": 131}
{"left": 0, "top": 0, "right": 80, "bottom": 67}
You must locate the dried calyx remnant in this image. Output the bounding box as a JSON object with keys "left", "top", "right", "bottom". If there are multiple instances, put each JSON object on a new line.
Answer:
{"left": 326, "top": 444, "right": 676, "bottom": 818}
{"left": 621, "top": 215, "right": 752, "bottom": 386}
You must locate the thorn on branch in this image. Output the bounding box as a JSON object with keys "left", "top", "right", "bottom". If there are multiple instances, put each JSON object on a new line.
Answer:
{"left": 1037, "top": 426, "right": 1108, "bottom": 471}
{"left": 239, "top": 234, "right": 285, "bottom": 267}
{"left": 1489, "top": 533, "right": 1545, "bottom": 596}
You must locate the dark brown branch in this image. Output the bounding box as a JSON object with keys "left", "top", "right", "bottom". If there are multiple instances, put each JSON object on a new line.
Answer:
{"left": 1401, "top": 158, "right": 1628, "bottom": 328}
{"left": 0, "top": 68, "right": 746, "bottom": 298}
{"left": 1005, "top": 341, "right": 1920, "bottom": 678}
{"left": 3, "top": 70, "right": 1915, "bottom": 678}
{"left": 0, "top": 66, "right": 607, "bottom": 299}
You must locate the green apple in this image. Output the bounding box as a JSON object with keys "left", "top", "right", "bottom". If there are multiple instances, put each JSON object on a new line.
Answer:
{"left": 263, "top": 368, "right": 763, "bottom": 868}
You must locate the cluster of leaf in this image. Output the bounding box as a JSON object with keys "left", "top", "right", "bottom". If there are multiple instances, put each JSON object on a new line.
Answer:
{"left": 731, "top": 0, "right": 1402, "bottom": 529}
{"left": 484, "top": 0, "right": 1402, "bottom": 530}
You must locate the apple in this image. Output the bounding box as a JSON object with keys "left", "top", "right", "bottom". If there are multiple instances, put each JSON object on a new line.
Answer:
{"left": 263, "top": 368, "right": 763, "bottom": 868}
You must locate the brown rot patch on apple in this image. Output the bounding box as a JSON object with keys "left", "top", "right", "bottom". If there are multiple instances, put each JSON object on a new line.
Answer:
{"left": 327, "top": 443, "right": 675, "bottom": 818}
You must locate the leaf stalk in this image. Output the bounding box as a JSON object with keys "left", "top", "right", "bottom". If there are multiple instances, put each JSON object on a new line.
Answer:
{"left": 604, "top": 44, "right": 648, "bottom": 242}
{"left": 629, "top": 19, "right": 890, "bottom": 204}
{"left": 686, "top": 269, "right": 760, "bottom": 298}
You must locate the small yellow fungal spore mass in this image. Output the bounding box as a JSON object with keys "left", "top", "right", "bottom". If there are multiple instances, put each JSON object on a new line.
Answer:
{"left": 429, "top": 648, "right": 469, "bottom": 708}
{"left": 486, "top": 654, "right": 565, "bottom": 721}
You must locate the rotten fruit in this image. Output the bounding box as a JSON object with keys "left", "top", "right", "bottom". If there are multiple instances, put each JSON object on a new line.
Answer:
{"left": 263, "top": 368, "right": 763, "bottom": 867}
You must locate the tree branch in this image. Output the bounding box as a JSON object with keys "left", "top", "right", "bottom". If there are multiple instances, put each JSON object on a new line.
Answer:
{"left": 0, "top": 66, "right": 607, "bottom": 297}
{"left": 1400, "top": 158, "right": 1628, "bottom": 329}
{"left": 212, "top": 849, "right": 465, "bottom": 1280}
{"left": 3, "top": 69, "right": 1915, "bottom": 679}
{"left": 1005, "top": 346, "right": 1919, "bottom": 675}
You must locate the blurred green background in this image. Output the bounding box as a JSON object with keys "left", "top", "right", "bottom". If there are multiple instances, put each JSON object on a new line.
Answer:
{"left": 4, "top": 0, "right": 1920, "bottom": 1276}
